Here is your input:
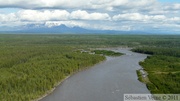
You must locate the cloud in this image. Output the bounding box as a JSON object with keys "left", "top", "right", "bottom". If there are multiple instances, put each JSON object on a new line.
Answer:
{"left": 164, "top": 3, "right": 180, "bottom": 10}
{"left": 113, "top": 13, "right": 167, "bottom": 22}
{"left": 0, "top": 0, "right": 92, "bottom": 9}
{"left": 17, "top": 10, "right": 70, "bottom": 21}
{"left": 113, "top": 13, "right": 148, "bottom": 21}
{"left": 0, "top": 13, "right": 18, "bottom": 22}
{"left": 170, "top": 17, "right": 180, "bottom": 22}
{"left": 0, "top": 9, "right": 111, "bottom": 22}
{"left": 0, "top": 0, "right": 157, "bottom": 10}
{"left": 45, "top": 21, "right": 89, "bottom": 28}
{"left": 0, "top": 0, "right": 180, "bottom": 33}
{"left": 70, "top": 10, "right": 111, "bottom": 20}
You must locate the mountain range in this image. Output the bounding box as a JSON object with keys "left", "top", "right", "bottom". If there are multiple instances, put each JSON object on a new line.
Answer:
{"left": 0, "top": 24, "right": 176, "bottom": 34}
{"left": 14, "top": 24, "right": 130, "bottom": 34}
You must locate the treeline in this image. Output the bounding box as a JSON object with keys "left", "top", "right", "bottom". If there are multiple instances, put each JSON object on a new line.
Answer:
{"left": 92, "top": 50, "right": 123, "bottom": 56}
{"left": 132, "top": 47, "right": 180, "bottom": 57}
{"left": 0, "top": 46, "right": 105, "bottom": 100}
{"left": 1, "top": 34, "right": 179, "bottom": 48}
{"left": 133, "top": 47, "right": 180, "bottom": 94}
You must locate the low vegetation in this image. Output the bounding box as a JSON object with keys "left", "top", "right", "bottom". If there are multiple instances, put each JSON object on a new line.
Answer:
{"left": 92, "top": 50, "right": 123, "bottom": 56}
{"left": 136, "top": 70, "right": 143, "bottom": 82}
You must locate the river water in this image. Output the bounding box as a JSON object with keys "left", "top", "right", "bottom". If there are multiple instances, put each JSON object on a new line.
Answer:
{"left": 41, "top": 48, "right": 150, "bottom": 101}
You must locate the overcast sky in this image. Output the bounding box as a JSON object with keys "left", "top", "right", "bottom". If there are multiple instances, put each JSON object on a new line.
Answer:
{"left": 0, "top": 0, "right": 180, "bottom": 33}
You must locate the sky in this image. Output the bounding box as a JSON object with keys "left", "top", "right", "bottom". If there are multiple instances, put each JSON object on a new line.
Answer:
{"left": 0, "top": 0, "right": 180, "bottom": 34}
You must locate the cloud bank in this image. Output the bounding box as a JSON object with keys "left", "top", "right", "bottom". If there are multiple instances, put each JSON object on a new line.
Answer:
{"left": 0, "top": 0, "right": 180, "bottom": 33}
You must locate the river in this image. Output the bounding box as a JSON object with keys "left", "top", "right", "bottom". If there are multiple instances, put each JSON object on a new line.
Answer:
{"left": 40, "top": 48, "right": 150, "bottom": 101}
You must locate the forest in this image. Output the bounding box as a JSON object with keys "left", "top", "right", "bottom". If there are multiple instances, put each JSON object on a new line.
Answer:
{"left": 132, "top": 47, "right": 180, "bottom": 94}
{"left": 0, "top": 34, "right": 179, "bottom": 100}
{"left": 0, "top": 34, "right": 107, "bottom": 100}
{"left": 132, "top": 35, "right": 180, "bottom": 94}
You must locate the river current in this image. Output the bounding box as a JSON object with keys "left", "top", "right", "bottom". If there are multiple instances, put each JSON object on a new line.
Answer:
{"left": 41, "top": 48, "right": 150, "bottom": 101}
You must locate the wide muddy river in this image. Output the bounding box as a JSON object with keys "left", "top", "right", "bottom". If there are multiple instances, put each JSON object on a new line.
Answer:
{"left": 41, "top": 48, "right": 150, "bottom": 101}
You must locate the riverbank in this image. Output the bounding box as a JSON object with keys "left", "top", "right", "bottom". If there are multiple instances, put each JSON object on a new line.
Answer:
{"left": 35, "top": 57, "right": 106, "bottom": 101}
{"left": 133, "top": 47, "right": 180, "bottom": 94}
{"left": 41, "top": 48, "right": 150, "bottom": 101}
{"left": 35, "top": 75, "right": 70, "bottom": 101}
{"left": 136, "top": 69, "right": 150, "bottom": 84}
{"left": 36, "top": 49, "right": 123, "bottom": 101}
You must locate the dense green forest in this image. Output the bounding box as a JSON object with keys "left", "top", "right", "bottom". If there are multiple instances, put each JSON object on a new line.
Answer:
{"left": 132, "top": 47, "right": 180, "bottom": 93}
{"left": 0, "top": 45, "right": 106, "bottom": 100}
{"left": 0, "top": 34, "right": 179, "bottom": 100}
{"left": 0, "top": 35, "right": 107, "bottom": 100}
